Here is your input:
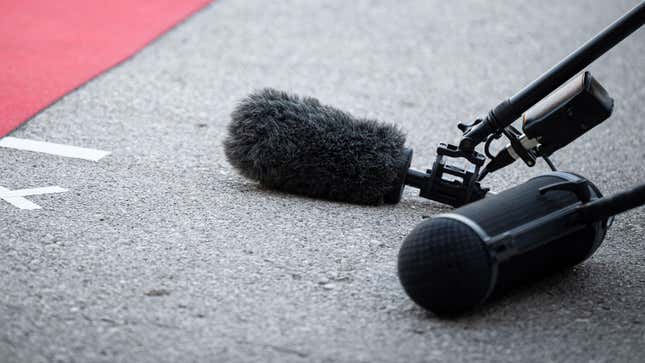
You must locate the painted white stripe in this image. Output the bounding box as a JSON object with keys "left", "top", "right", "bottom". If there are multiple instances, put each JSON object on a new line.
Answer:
{"left": 0, "top": 186, "right": 68, "bottom": 210}
{"left": 0, "top": 186, "right": 69, "bottom": 198}
{"left": 0, "top": 137, "right": 110, "bottom": 161}
{"left": 0, "top": 186, "right": 40, "bottom": 209}
{"left": 1, "top": 196, "right": 42, "bottom": 210}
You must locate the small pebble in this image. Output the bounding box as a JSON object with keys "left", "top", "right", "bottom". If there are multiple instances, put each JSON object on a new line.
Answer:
{"left": 144, "top": 289, "right": 171, "bottom": 297}
{"left": 322, "top": 283, "right": 336, "bottom": 290}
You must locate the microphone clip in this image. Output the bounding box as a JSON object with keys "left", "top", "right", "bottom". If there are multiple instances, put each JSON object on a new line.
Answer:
{"left": 539, "top": 179, "right": 592, "bottom": 203}
{"left": 404, "top": 143, "right": 489, "bottom": 207}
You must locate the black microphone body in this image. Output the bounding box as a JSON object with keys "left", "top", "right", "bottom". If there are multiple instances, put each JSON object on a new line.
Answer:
{"left": 398, "top": 172, "right": 609, "bottom": 315}
{"left": 224, "top": 89, "right": 412, "bottom": 205}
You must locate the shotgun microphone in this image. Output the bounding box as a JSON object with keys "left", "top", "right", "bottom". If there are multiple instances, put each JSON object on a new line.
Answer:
{"left": 224, "top": 88, "right": 413, "bottom": 205}
{"left": 224, "top": 89, "right": 488, "bottom": 206}
{"left": 397, "top": 172, "right": 645, "bottom": 315}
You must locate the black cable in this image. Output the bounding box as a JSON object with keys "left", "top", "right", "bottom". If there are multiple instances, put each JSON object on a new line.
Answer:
{"left": 484, "top": 133, "right": 502, "bottom": 159}
{"left": 478, "top": 148, "right": 516, "bottom": 182}
{"left": 543, "top": 156, "right": 557, "bottom": 171}
{"left": 478, "top": 167, "right": 489, "bottom": 182}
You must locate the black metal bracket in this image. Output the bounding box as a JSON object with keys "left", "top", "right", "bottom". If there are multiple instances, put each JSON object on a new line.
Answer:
{"left": 404, "top": 143, "right": 488, "bottom": 207}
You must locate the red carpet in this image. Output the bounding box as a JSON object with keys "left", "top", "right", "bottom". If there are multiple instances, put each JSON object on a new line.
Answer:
{"left": 0, "top": 0, "right": 212, "bottom": 137}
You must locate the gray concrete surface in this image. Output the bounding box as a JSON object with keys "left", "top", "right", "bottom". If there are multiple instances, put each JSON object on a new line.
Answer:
{"left": 1, "top": 0, "right": 644, "bottom": 362}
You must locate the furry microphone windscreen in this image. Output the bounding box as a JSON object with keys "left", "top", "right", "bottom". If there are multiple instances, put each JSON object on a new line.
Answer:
{"left": 224, "top": 88, "right": 409, "bottom": 205}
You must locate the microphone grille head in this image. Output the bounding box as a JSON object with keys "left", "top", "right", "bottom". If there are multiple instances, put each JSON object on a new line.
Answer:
{"left": 398, "top": 217, "right": 494, "bottom": 315}
{"left": 224, "top": 88, "right": 409, "bottom": 205}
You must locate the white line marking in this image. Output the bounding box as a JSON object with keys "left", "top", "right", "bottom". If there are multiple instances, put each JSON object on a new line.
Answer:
{"left": 0, "top": 137, "right": 110, "bottom": 161}
{"left": 0, "top": 195, "right": 42, "bottom": 210}
{"left": 0, "top": 186, "right": 69, "bottom": 198}
{"left": 0, "top": 186, "right": 68, "bottom": 210}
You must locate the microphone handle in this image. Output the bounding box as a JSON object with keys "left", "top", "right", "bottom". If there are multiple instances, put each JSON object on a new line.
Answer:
{"left": 577, "top": 182, "right": 645, "bottom": 222}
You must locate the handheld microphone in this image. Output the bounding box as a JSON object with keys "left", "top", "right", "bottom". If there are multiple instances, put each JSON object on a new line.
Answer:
{"left": 398, "top": 172, "right": 645, "bottom": 315}
{"left": 224, "top": 88, "right": 412, "bottom": 205}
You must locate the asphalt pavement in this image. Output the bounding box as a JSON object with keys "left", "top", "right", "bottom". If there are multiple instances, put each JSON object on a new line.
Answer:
{"left": 1, "top": 0, "right": 644, "bottom": 362}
